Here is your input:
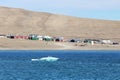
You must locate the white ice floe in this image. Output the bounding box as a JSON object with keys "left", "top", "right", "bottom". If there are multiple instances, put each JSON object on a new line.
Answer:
{"left": 40, "top": 56, "right": 59, "bottom": 61}
{"left": 31, "top": 58, "right": 40, "bottom": 61}
{"left": 31, "top": 56, "right": 59, "bottom": 62}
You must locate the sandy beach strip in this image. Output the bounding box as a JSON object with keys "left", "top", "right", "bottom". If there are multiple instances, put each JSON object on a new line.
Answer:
{"left": 0, "top": 38, "right": 120, "bottom": 50}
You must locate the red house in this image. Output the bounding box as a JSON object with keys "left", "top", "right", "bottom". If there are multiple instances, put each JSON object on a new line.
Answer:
{"left": 15, "top": 35, "right": 29, "bottom": 39}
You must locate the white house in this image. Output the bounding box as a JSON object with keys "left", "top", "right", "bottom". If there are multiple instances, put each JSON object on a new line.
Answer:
{"left": 37, "top": 36, "right": 43, "bottom": 40}
{"left": 0, "top": 34, "right": 6, "bottom": 38}
{"left": 43, "top": 36, "right": 53, "bottom": 41}
{"left": 101, "top": 40, "right": 112, "bottom": 44}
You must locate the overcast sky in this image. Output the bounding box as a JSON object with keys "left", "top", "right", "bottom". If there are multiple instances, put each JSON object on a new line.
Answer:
{"left": 0, "top": 0, "right": 120, "bottom": 20}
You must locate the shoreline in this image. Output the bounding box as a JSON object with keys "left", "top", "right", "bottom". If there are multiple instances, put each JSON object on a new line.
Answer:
{"left": 0, "top": 46, "right": 120, "bottom": 50}
{"left": 0, "top": 38, "right": 120, "bottom": 50}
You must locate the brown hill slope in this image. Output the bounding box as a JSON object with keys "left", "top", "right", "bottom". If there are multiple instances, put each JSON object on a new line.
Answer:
{"left": 0, "top": 6, "right": 120, "bottom": 39}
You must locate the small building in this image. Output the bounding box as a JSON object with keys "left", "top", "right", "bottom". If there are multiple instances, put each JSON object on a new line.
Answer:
{"left": 31, "top": 37, "right": 39, "bottom": 40}
{"left": 101, "top": 40, "right": 112, "bottom": 44}
{"left": 54, "top": 37, "right": 64, "bottom": 42}
{"left": 0, "top": 34, "right": 6, "bottom": 38}
{"left": 69, "top": 38, "right": 81, "bottom": 42}
{"left": 28, "top": 34, "right": 39, "bottom": 40}
{"left": 112, "top": 42, "right": 119, "bottom": 45}
{"left": 43, "top": 36, "right": 53, "bottom": 41}
{"left": 7, "top": 34, "right": 15, "bottom": 39}
{"left": 37, "top": 36, "right": 43, "bottom": 40}
{"left": 84, "top": 39, "right": 101, "bottom": 45}
{"left": 84, "top": 39, "right": 92, "bottom": 43}
{"left": 15, "top": 35, "right": 29, "bottom": 39}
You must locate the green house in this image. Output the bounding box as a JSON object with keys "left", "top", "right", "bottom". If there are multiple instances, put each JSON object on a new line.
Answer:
{"left": 31, "top": 37, "right": 39, "bottom": 40}
{"left": 29, "top": 34, "right": 39, "bottom": 40}
{"left": 43, "top": 36, "right": 53, "bottom": 41}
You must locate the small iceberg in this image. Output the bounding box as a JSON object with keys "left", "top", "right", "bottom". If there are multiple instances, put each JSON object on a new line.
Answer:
{"left": 40, "top": 56, "right": 59, "bottom": 62}
{"left": 31, "top": 56, "right": 59, "bottom": 62}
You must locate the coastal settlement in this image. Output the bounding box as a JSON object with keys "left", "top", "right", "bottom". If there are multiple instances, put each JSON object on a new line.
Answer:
{"left": 0, "top": 34, "right": 119, "bottom": 47}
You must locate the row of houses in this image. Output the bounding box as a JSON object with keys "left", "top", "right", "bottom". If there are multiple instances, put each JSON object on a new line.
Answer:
{"left": 83, "top": 39, "right": 113, "bottom": 45}
{"left": 0, "top": 34, "right": 119, "bottom": 45}
{"left": 68, "top": 38, "right": 119, "bottom": 45}
{"left": 6, "top": 34, "right": 64, "bottom": 42}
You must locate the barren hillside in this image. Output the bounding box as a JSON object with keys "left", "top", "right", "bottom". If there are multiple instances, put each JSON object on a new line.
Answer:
{"left": 0, "top": 6, "right": 120, "bottom": 39}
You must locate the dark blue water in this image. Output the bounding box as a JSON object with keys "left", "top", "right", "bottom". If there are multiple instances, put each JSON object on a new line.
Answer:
{"left": 0, "top": 50, "right": 120, "bottom": 80}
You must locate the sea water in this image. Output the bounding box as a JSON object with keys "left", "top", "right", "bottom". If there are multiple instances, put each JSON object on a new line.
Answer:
{"left": 0, "top": 50, "right": 120, "bottom": 80}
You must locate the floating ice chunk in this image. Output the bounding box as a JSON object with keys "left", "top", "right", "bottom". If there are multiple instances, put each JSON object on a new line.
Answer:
{"left": 31, "top": 56, "right": 59, "bottom": 62}
{"left": 40, "top": 56, "right": 59, "bottom": 62}
{"left": 31, "top": 59, "right": 40, "bottom": 61}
